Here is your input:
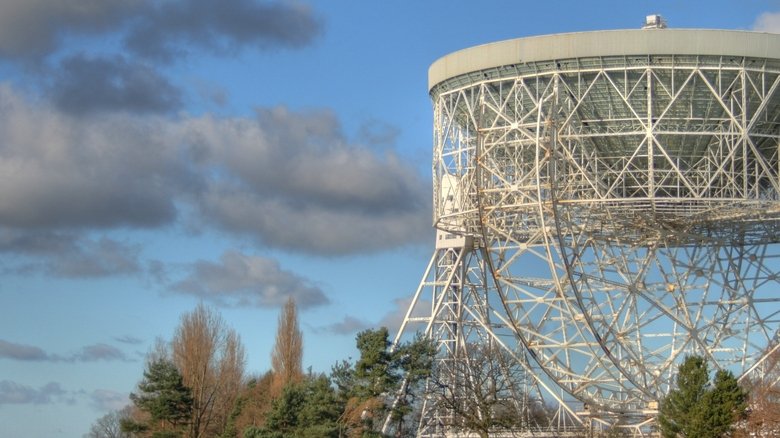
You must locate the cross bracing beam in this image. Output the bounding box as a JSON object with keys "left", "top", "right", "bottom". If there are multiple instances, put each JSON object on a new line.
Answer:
{"left": 421, "top": 51, "right": 780, "bottom": 433}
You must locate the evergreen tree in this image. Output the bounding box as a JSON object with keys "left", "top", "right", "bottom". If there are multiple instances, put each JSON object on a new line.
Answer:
{"left": 659, "top": 356, "right": 709, "bottom": 437}
{"left": 387, "top": 333, "right": 436, "bottom": 435}
{"left": 336, "top": 328, "right": 435, "bottom": 437}
{"left": 658, "top": 355, "right": 747, "bottom": 438}
{"left": 354, "top": 328, "right": 396, "bottom": 399}
{"left": 243, "top": 374, "right": 342, "bottom": 438}
{"left": 123, "top": 358, "right": 193, "bottom": 436}
{"left": 696, "top": 370, "right": 747, "bottom": 437}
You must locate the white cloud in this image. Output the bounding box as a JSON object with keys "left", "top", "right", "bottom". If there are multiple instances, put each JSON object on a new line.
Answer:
{"left": 753, "top": 11, "right": 780, "bottom": 33}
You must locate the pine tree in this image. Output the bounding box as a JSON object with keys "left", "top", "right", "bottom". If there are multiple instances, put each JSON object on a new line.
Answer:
{"left": 658, "top": 355, "right": 747, "bottom": 438}
{"left": 696, "top": 370, "right": 747, "bottom": 437}
{"left": 124, "top": 358, "right": 193, "bottom": 435}
{"left": 354, "top": 327, "right": 396, "bottom": 399}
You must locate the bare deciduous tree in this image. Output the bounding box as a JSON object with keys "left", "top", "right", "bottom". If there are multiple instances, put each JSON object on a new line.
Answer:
{"left": 739, "top": 346, "right": 780, "bottom": 437}
{"left": 172, "top": 303, "right": 246, "bottom": 438}
{"left": 233, "top": 372, "right": 275, "bottom": 433}
{"left": 427, "top": 342, "right": 550, "bottom": 438}
{"left": 270, "top": 297, "right": 303, "bottom": 395}
{"left": 86, "top": 406, "right": 133, "bottom": 438}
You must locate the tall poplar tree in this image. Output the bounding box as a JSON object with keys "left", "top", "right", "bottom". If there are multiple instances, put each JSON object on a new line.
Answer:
{"left": 270, "top": 297, "right": 303, "bottom": 395}
{"left": 172, "top": 304, "right": 246, "bottom": 438}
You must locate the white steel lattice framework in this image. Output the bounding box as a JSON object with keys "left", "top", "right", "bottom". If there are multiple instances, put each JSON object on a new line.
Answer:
{"left": 390, "top": 29, "right": 780, "bottom": 436}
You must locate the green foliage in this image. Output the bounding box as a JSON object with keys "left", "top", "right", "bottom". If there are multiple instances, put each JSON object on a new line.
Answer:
{"left": 219, "top": 395, "right": 247, "bottom": 438}
{"left": 244, "top": 374, "right": 343, "bottom": 438}
{"left": 151, "top": 432, "right": 181, "bottom": 438}
{"left": 658, "top": 355, "right": 747, "bottom": 438}
{"left": 354, "top": 327, "right": 397, "bottom": 398}
{"left": 695, "top": 370, "right": 748, "bottom": 437}
{"left": 335, "top": 328, "right": 435, "bottom": 437}
{"left": 659, "top": 356, "right": 709, "bottom": 437}
{"left": 119, "top": 418, "right": 148, "bottom": 434}
{"left": 124, "top": 358, "right": 193, "bottom": 436}
{"left": 388, "top": 334, "right": 436, "bottom": 428}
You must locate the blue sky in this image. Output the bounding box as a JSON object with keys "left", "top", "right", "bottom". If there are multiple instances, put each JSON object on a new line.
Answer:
{"left": 0, "top": 1, "right": 778, "bottom": 436}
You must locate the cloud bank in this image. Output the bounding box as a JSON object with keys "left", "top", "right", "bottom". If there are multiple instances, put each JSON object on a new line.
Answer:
{"left": 0, "top": 0, "right": 322, "bottom": 61}
{"left": 0, "top": 338, "right": 130, "bottom": 362}
{"left": 0, "top": 381, "right": 66, "bottom": 405}
{"left": 0, "top": 86, "right": 429, "bottom": 256}
{"left": 173, "top": 251, "right": 329, "bottom": 308}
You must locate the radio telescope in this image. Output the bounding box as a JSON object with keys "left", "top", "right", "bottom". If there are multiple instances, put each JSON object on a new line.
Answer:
{"left": 389, "top": 28, "right": 780, "bottom": 436}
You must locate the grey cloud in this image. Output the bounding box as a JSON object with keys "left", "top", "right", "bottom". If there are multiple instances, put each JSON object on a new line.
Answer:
{"left": 0, "top": 86, "right": 428, "bottom": 256}
{"left": 188, "top": 107, "right": 431, "bottom": 254}
{"left": 76, "top": 344, "right": 129, "bottom": 362}
{"left": 0, "top": 339, "right": 50, "bottom": 361}
{"left": 320, "top": 316, "right": 372, "bottom": 335}
{"left": 173, "top": 250, "right": 328, "bottom": 308}
{"left": 124, "top": 0, "right": 322, "bottom": 61}
{"left": 113, "top": 335, "right": 143, "bottom": 345}
{"left": 0, "top": 0, "right": 320, "bottom": 62}
{"left": 0, "top": 232, "right": 142, "bottom": 278}
{"left": 90, "top": 389, "right": 129, "bottom": 411}
{"left": 0, "top": 230, "right": 78, "bottom": 255}
{"left": 357, "top": 119, "right": 402, "bottom": 148}
{"left": 0, "top": 338, "right": 130, "bottom": 362}
{"left": 0, "top": 85, "right": 191, "bottom": 230}
{"left": 317, "top": 297, "right": 431, "bottom": 337}
{"left": 49, "top": 54, "right": 182, "bottom": 115}
{"left": 0, "top": 0, "right": 139, "bottom": 59}
{"left": 48, "top": 238, "right": 141, "bottom": 278}
{"left": 200, "top": 192, "right": 429, "bottom": 254}
{"left": 0, "top": 381, "right": 66, "bottom": 405}
{"left": 754, "top": 11, "right": 780, "bottom": 32}
{"left": 377, "top": 297, "right": 431, "bottom": 335}
{"left": 193, "top": 79, "right": 229, "bottom": 107}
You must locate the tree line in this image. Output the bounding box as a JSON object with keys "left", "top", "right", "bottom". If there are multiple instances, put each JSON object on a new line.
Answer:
{"left": 87, "top": 300, "right": 780, "bottom": 438}
{"left": 87, "top": 299, "right": 434, "bottom": 438}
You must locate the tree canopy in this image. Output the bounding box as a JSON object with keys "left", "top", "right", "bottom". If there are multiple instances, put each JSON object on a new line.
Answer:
{"left": 658, "top": 355, "right": 747, "bottom": 438}
{"left": 107, "top": 304, "right": 435, "bottom": 438}
{"left": 123, "top": 358, "right": 193, "bottom": 436}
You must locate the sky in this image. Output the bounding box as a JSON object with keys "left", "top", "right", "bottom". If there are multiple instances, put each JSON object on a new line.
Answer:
{"left": 0, "top": 1, "right": 779, "bottom": 436}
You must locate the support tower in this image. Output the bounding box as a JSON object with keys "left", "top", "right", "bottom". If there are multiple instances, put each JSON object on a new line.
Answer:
{"left": 391, "top": 28, "right": 780, "bottom": 437}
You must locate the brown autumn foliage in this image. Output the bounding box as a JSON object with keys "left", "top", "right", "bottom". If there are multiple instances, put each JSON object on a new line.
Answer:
{"left": 172, "top": 303, "right": 246, "bottom": 438}
{"left": 737, "top": 346, "right": 780, "bottom": 437}
{"left": 340, "top": 396, "right": 385, "bottom": 438}
{"left": 270, "top": 297, "right": 303, "bottom": 396}
{"left": 233, "top": 371, "right": 275, "bottom": 433}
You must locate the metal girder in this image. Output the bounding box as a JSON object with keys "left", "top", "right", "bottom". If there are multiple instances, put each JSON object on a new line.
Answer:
{"left": 417, "top": 53, "right": 780, "bottom": 434}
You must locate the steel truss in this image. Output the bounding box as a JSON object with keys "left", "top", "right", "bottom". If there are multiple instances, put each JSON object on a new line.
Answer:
{"left": 392, "top": 52, "right": 780, "bottom": 436}
{"left": 384, "top": 234, "right": 585, "bottom": 437}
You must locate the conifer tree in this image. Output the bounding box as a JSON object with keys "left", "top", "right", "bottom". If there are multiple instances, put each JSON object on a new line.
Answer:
{"left": 658, "top": 355, "right": 747, "bottom": 438}
{"left": 123, "top": 358, "right": 193, "bottom": 436}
